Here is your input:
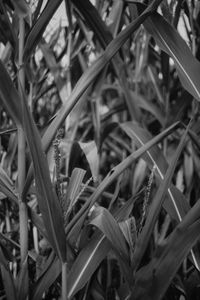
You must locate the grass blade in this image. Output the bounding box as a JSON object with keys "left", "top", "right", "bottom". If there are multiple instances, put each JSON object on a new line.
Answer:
{"left": 21, "top": 91, "right": 66, "bottom": 262}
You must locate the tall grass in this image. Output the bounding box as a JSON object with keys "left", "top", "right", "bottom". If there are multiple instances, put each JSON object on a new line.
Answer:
{"left": 0, "top": 0, "right": 200, "bottom": 299}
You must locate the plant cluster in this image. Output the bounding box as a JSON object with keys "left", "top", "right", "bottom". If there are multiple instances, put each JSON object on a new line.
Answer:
{"left": 0, "top": 0, "right": 200, "bottom": 299}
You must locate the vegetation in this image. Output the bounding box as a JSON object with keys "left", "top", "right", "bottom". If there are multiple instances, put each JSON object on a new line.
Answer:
{"left": 0, "top": 0, "right": 200, "bottom": 299}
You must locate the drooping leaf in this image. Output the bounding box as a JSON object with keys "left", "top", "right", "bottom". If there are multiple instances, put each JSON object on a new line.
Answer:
{"left": 21, "top": 90, "right": 66, "bottom": 262}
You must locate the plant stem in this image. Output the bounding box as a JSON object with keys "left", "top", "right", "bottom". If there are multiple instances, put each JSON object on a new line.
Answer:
{"left": 18, "top": 16, "right": 28, "bottom": 268}
{"left": 62, "top": 262, "right": 68, "bottom": 300}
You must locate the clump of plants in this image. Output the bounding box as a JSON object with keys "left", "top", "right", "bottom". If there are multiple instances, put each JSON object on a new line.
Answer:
{"left": 0, "top": 0, "right": 200, "bottom": 299}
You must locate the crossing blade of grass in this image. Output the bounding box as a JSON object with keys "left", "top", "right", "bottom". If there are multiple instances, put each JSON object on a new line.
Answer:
{"left": 67, "top": 195, "right": 135, "bottom": 299}
{"left": 0, "top": 60, "right": 21, "bottom": 125}
{"left": 133, "top": 199, "right": 200, "bottom": 300}
{"left": 132, "top": 121, "right": 191, "bottom": 272}
{"left": 21, "top": 91, "right": 66, "bottom": 263}
{"left": 0, "top": 247, "right": 17, "bottom": 300}
{"left": 66, "top": 122, "right": 179, "bottom": 244}
{"left": 131, "top": 2, "right": 200, "bottom": 101}
{"left": 120, "top": 121, "right": 200, "bottom": 270}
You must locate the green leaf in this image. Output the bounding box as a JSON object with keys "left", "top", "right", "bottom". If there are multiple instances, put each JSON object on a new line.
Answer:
{"left": 132, "top": 121, "right": 191, "bottom": 272}
{"left": 133, "top": 2, "right": 200, "bottom": 101}
{"left": 21, "top": 90, "right": 66, "bottom": 262}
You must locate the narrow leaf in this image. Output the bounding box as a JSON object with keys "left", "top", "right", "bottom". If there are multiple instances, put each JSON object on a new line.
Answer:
{"left": 21, "top": 91, "right": 66, "bottom": 262}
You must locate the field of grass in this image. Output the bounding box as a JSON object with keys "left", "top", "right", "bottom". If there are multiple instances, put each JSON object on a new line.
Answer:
{"left": 0, "top": 0, "right": 200, "bottom": 299}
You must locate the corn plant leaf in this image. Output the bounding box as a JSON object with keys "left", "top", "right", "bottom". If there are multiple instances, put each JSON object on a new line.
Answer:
{"left": 0, "top": 247, "right": 17, "bottom": 300}
{"left": 67, "top": 195, "right": 135, "bottom": 299}
{"left": 23, "top": 0, "right": 62, "bottom": 61}
{"left": 0, "top": 60, "right": 21, "bottom": 125}
{"left": 132, "top": 2, "right": 200, "bottom": 101}
{"left": 21, "top": 90, "right": 66, "bottom": 262}
{"left": 132, "top": 122, "right": 191, "bottom": 271}
{"left": 133, "top": 200, "right": 200, "bottom": 300}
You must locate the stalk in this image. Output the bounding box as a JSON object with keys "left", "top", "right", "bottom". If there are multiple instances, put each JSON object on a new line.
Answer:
{"left": 62, "top": 262, "right": 68, "bottom": 300}
{"left": 18, "top": 16, "right": 28, "bottom": 274}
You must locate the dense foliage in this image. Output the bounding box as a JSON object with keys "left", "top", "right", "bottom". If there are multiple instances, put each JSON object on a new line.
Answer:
{"left": 0, "top": 0, "right": 200, "bottom": 299}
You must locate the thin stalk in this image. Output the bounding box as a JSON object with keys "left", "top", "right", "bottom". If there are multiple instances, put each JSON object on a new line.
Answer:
{"left": 62, "top": 262, "right": 68, "bottom": 300}
{"left": 18, "top": 17, "right": 28, "bottom": 268}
